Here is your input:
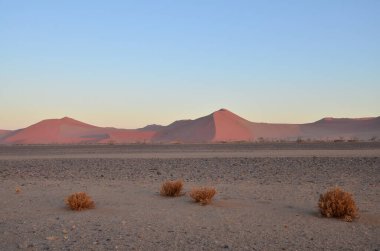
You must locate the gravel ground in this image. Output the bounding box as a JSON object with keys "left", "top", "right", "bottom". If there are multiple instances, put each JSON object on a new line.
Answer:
{"left": 0, "top": 143, "right": 379, "bottom": 250}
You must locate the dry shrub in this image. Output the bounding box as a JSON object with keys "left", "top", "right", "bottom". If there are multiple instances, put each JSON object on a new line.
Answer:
{"left": 15, "top": 187, "right": 21, "bottom": 194}
{"left": 65, "top": 192, "right": 95, "bottom": 211}
{"left": 318, "top": 187, "right": 358, "bottom": 222}
{"left": 160, "top": 180, "right": 184, "bottom": 197}
{"left": 189, "top": 187, "right": 216, "bottom": 205}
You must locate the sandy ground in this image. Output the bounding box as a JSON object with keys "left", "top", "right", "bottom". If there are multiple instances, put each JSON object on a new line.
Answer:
{"left": 0, "top": 143, "right": 379, "bottom": 250}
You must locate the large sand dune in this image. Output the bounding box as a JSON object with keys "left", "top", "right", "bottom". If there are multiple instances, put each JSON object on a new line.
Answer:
{"left": 300, "top": 117, "right": 380, "bottom": 139}
{"left": 1, "top": 117, "right": 155, "bottom": 144}
{"left": 1, "top": 109, "right": 379, "bottom": 144}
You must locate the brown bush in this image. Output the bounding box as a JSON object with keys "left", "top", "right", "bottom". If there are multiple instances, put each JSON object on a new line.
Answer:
{"left": 318, "top": 187, "right": 358, "bottom": 222}
{"left": 189, "top": 187, "right": 216, "bottom": 205}
{"left": 160, "top": 180, "right": 184, "bottom": 197}
{"left": 15, "top": 187, "right": 21, "bottom": 194}
{"left": 65, "top": 192, "right": 95, "bottom": 211}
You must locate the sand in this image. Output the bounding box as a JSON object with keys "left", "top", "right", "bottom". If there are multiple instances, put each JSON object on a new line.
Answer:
{"left": 1, "top": 117, "right": 155, "bottom": 145}
{"left": 0, "top": 143, "right": 379, "bottom": 250}
{"left": 3, "top": 110, "right": 379, "bottom": 144}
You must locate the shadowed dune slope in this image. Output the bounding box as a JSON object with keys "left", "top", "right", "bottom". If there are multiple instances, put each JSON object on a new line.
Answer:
{"left": 138, "top": 124, "right": 165, "bottom": 132}
{"left": 0, "top": 130, "right": 13, "bottom": 141}
{"left": 153, "top": 115, "right": 215, "bottom": 143}
{"left": 299, "top": 117, "right": 380, "bottom": 139}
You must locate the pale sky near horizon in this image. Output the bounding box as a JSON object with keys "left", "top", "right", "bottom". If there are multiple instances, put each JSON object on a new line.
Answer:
{"left": 1, "top": 1, "right": 379, "bottom": 130}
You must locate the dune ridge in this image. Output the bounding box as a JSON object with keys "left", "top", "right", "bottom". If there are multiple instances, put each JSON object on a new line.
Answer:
{"left": 1, "top": 109, "right": 379, "bottom": 144}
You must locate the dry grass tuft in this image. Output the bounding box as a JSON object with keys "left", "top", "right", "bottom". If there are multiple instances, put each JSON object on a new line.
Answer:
{"left": 189, "top": 187, "right": 217, "bottom": 205}
{"left": 160, "top": 180, "right": 184, "bottom": 197}
{"left": 318, "top": 187, "right": 358, "bottom": 222}
{"left": 65, "top": 192, "right": 95, "bottom": 211}
{"left": 15, "top": 187, "right": 21, "bottom": 194}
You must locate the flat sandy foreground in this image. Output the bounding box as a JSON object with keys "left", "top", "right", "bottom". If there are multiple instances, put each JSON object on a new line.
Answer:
{"left": 0, "top": 143, "right": 379, "bottom": 251}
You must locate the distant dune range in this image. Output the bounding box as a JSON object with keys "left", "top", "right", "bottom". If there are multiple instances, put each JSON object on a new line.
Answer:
{"left": 1, "top": 109, "right": 379, "bottom": 144}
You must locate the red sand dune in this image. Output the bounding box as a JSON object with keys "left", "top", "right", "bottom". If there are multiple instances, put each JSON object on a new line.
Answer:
{"left": 212, "top": 109, "right": 253, "bottom": 141}
{"left": 152, "top": 109, "right": 302, "bottom": 142}
{"left": 152, "top": 109, "right": 299, "bottom": 142}
{"left": 299, "top": 117, "right": 380, "bottom": 140}
{"left": 2, "top": 117, "right": 100, "bottom": 144}
{"left": 1, "top": 117, "right": 156, "bottom": 144}
{"left": 152, "top": 109, "right": 380, "bottom": 142}
{"left": 0, "top": 109, "right": 379, "bottom": 144}
{"left": 213, "top": 109, "right": 300, "bottom": 141}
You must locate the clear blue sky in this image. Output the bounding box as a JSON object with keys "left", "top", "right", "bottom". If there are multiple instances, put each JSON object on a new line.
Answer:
{"left": 1, "top": 0, "right": 379, "bottom": 129}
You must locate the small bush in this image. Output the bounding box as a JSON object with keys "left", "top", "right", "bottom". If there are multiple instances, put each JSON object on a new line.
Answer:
{"left": 318, "top": 187, "right": 358, "bottom": 222}
{"left": 65, "top": 192, "right": 95, "bottom": 211}
{"left": 15, "top": 187, "right": 21, "bottom": 193}
{"left": 189, "top": 187, "right": 217, "bottom": 205}
{"left": 160, "top": 180, "right": 184, "bottom": 197}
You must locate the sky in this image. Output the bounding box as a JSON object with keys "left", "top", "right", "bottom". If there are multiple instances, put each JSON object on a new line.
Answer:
{"left": 1, "top": 0, "right": 379, "bottom": 130}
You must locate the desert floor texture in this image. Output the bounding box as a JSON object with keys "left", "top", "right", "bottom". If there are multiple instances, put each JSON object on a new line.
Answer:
{"left": 0, "top": 143, "right": 379, "bottom": 250}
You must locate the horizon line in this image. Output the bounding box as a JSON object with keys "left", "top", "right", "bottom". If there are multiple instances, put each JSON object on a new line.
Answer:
{"left": 1, "top": 108, "right": 379, "bottom": 131}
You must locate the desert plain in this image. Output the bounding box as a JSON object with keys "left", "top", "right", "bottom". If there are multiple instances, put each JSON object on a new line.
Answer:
{"left": 0, "top": 142, "right": 379, "bottom": 250}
